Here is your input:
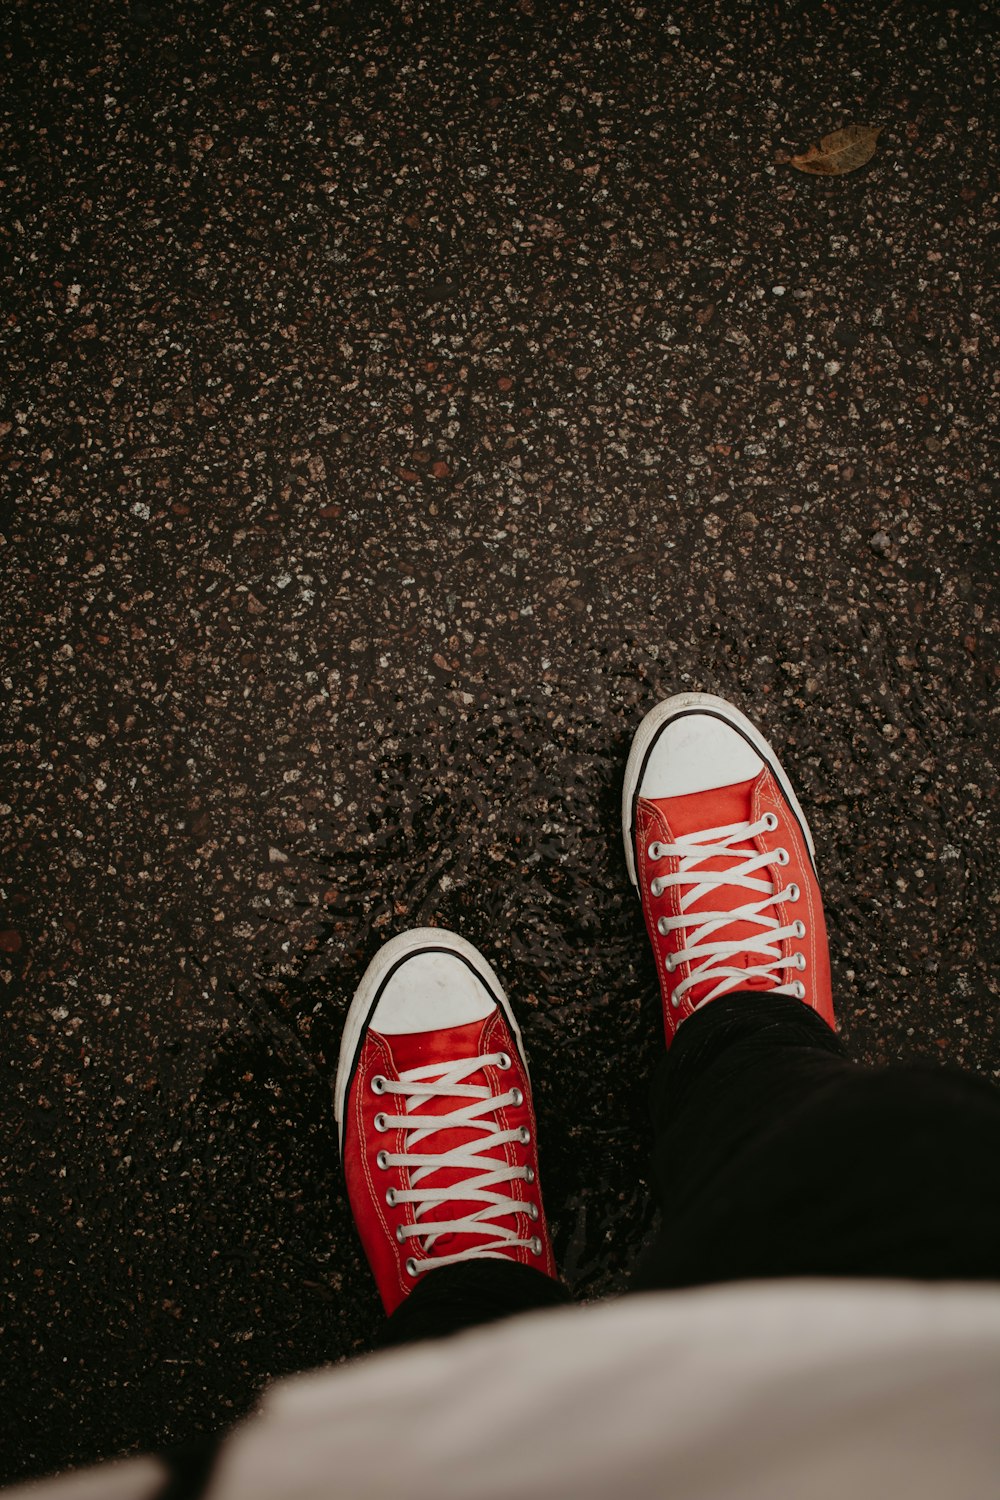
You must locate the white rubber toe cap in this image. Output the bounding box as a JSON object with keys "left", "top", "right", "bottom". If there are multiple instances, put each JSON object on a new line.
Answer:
{"left": 638, "top": 711, "right": 764, "bottom": 799}
{"left": 622, "top": 692, "right": 814, "bottom": 890}
{"left": 369, "top": 949, "right": 497, "bottom": 1035}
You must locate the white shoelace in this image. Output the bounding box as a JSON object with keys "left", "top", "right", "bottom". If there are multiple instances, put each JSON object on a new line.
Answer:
{"left": 373, "top": 1051, "right": 542, "bottom": 1277}
{"left": 648, "top": 813, "right": 807, "bottom": 1010}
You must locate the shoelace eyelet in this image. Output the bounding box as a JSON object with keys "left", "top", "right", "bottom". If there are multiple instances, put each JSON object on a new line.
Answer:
{"left": 650, "top": 877, "right": 664, "bottom": 898}
{"left": 762, "top": 812, "right": 779, "bottom": 831}
{"left": 647, "top": 841, "right": 662, "bottom": 860}
{"left": 527, "top": 1202, "right": 539, "bottom": 1221}
{"left": 385, "top": 1187, "right": 397, "bottom": 1206}
{"left": 370, "top": 1075, "right": 386, "bottom": 1095}
{"left": 510, "top": 1087, "right": 524, "bottom": 1106}
{"left": 795, "top": 953, "right": 807, "bottom": 971}
{"left": 774, "top": 848, "right": 790, "bottom": 867}
{"left": 495, "top": 1052, "right": 512, "bottom": 1070}
{"left": 530, "top": 1236, "right": 543, "bottom": 1256}
{"left": 373, "top": 1113, "right": 388, "bottom": 1132}
{"left": 793, "top": 980, "right": 806, "bottom": 1000}
{"left": 518, "top": 1126, "right": 531, "bottom": 1144}
{"left": 405, "top": 1257, "right": 419, "bottom": 1277}
{"left": 376, "top": 1150, "right": 390, "bottom": 1170}
{"left": 395, "top": 1225, "right": 406, "bottom": 1244}
{"left": 524, "top": 1166, "right": 535, "bottom": 1184}
{"left": 657, "top": 917, "right": 670, "bottom": 937}
{"left": 670, "top": 994, "right": 681, "bottom": 1009}
{"left": 792, "top": 920, "right": 805, "bottom": 940}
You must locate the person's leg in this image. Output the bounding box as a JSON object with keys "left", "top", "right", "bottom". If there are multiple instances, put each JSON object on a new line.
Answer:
{"left": 633, "top": 988, "right": 1000, "bottom": 1288}
{"left": 335, "top": 928, "right": 568, "bottom": 1345}
{"left": 620, "top": 692, "right": 1000, "bottom": 1293}
{"left": 381, "top": 1256, "right": 572, "bottom": 1348}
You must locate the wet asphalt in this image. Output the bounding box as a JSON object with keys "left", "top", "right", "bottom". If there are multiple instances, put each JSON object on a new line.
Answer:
{"left": 2, "top": 0, "right": 998, "bottom": 1484}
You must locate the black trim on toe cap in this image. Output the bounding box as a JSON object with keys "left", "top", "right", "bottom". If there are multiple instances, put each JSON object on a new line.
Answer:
{"left": 628, "top": 707, "right": 817, "bottom": 877}
{"left": 342, "top": 944, "right": 507, "bottom": 1163}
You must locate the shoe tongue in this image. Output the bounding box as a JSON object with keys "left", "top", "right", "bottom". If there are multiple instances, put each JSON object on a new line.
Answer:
{"left": 373, "top": 1016, "right": 513, "bottom": 1260}
{"left": 658, "top": 774, "right": 778, "bottom": 1005}
{"left": 376, "top": 1017, "right": 492, "bottom": 1073}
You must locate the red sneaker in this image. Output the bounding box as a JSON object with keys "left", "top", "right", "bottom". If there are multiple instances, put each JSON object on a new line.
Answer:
{"left": 334, "top": 929, "right": 557, "bottom": 1316}
{"left": 622, "top": 693, "right": 834, "bottom": 1047}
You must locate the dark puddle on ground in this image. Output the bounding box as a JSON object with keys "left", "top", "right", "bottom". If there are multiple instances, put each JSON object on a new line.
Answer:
{"left": 209, "top": 696, "right": 663, "bottom": 1288}
{"left": 67, "top": 693, "right": 665, "bottom": 1461}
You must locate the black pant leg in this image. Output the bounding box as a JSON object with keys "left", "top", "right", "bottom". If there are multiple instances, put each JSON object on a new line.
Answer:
{"left": 634, "top": 991, "right": 1000, "bottom": 1289}
{"left": 381, "top": 1258, "right": 573, "bottom": 1348}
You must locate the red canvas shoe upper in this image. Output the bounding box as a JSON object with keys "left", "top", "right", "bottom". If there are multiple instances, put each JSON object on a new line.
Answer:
{"left": 634, "top": 757, "right": 834, "bottom": 1048}
{"left": 343, "top": 1005, "right": 556, "bottom": 1315}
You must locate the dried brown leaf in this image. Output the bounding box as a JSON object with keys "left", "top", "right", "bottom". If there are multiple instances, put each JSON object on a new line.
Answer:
{"left": 790, "top": 123, "right": 882, "bottom": 176}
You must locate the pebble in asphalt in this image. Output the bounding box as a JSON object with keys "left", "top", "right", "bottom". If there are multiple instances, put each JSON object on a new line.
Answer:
{"left": 1, "top": 0, "right": 997, "bottom": 1485}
